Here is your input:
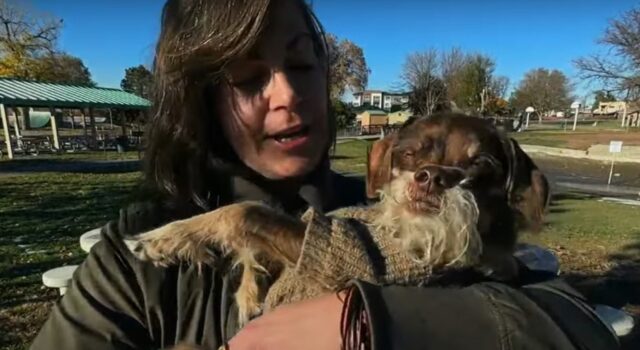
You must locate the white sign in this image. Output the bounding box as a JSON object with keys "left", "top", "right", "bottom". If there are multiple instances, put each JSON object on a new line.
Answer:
{"left": 609, "top": 141, "right": 623, "bottom": 153}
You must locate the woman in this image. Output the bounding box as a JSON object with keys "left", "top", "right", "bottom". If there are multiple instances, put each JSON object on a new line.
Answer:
{"left": 31, "top": 1, "right": 618, "bottom": 349}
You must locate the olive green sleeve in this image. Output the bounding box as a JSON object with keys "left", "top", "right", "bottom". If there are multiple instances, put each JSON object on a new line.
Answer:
{"left": 30, "top": 221, "right": 151, "bottom": 350}
{"left": 348, "top": 280, "right": 586, "bottom": 350}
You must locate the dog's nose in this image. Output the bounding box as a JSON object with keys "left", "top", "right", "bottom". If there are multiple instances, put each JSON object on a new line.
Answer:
{"left": 414, "top": 169, "right": 431, "bottom": 184}
{"left": 414, "top": 166, "right": 463, "bottom": 193}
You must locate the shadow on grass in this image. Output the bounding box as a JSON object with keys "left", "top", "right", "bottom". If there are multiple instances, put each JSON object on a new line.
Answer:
{"left": 562, "top": 235, "right": 640, "bottom": 348}
{"left": 0, "top": 256, "right": 83, "bottom": 281}
{"left": 329, "top": 155, "right": 354, "bottom": 160}
{"left": 0, "top": 158, "right": 140, "bottom": 174}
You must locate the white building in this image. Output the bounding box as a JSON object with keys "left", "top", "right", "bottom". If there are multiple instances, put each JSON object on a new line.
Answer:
{"left": 352, "top": 90, "right": 409, "bottom": 111}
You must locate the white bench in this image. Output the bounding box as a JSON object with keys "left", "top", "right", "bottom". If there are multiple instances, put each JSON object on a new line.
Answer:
{"left": 41, "top": 227, "right": 102, "bottom": 295}
{"left": 79, "top": 227, "right": 102, "bottom": 253}
{"left": 42, "top": 265, "right": 78, "bottom": 295}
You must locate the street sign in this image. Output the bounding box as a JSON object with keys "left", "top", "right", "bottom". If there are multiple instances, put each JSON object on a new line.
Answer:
{"left": 609, "top": 141, "right": 623, "bottom": 153}
{"left": 607, "top": 141, "right": 623, "bottom": 186}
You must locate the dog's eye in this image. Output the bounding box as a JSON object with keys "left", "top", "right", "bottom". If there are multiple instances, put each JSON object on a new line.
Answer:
{"left": 473, "top": 154, "right": 498, "bottom": 168}
{"left": 403, "top": 150, "right": 415, "bottom": 159}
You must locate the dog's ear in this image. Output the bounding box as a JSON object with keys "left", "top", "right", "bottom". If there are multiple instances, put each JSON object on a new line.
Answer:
{"left": 507, "top": 139, "right": 551, "bottom": 232}
{"left": 366, "top": 134, "right": 396, "bottom": 199}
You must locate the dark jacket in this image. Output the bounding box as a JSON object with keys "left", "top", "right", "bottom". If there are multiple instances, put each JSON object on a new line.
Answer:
{"left": 30, "top": 171, "right": 618, "bottom": 350}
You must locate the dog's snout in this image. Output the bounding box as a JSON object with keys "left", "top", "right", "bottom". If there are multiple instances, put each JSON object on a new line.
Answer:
{"left": 414, "top": 169, "right": 431, "bottom": 184}
{"left": 414, "top": 166, "right": 464, "bottom": 193}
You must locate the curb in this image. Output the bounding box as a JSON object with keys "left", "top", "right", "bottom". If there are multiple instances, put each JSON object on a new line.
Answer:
{"left": 521, "top": 144, "right": 640, "bottom": 164}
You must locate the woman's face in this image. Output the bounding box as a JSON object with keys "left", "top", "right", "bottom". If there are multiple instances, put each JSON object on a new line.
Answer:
{"left": 217, "top": 0, "right": 329, "bottom": 180}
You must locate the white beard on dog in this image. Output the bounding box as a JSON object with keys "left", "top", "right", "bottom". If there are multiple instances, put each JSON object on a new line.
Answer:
{"left": 374, "top": 170, "right": 483, "bottom": 268}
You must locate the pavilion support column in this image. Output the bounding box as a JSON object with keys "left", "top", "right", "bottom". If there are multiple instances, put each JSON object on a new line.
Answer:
{"left": 88, "top": 107, "right": 97, "bottom": 150}
{"left": 119, "top": 110, "right": 127, "bottom": 137}
{"left": 81, "top": 108, "right": 88, "bottom": 138}
{"left": 12, "top": 108, "right": 21, "bottom": 140}
{"left": 1, "top": 103, "right": 14, "bottom": 159}
{"left": 18, "top": 107, "right": 29, "bottom": 130}
{"left": 49, "top": 108, "right": 60, "bottom": 150}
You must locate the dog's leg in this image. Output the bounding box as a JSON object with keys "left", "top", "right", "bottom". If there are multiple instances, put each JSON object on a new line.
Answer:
{"left": 234, "top": 249, "right": 265, "bottom": 327}
{"left": 130, "top": 201, "right": 309, "bottom": 328}
{"left": 130, "top": 201, "right": 306, "bottom": 268}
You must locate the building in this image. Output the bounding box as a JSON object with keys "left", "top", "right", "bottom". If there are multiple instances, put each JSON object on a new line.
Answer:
{"left": 594, "top": 101, "right": 628, "bottom": 115}
{"left": 387, "top": 109, "right": 413, "bottom": 125}
{"left": 352, "top": 90, "right": 409, "bottom": 111}
{"left": 355, "top": 109, "right": 388, "bottom": 134}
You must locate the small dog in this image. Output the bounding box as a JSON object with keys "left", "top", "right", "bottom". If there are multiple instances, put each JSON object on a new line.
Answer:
{"left": 131, "top": 113, "right": 550, "bottom": 329}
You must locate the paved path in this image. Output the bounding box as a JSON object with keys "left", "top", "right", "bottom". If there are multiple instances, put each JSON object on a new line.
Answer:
{"left": 2, "top": 150, "right": 639, "bottom": 200}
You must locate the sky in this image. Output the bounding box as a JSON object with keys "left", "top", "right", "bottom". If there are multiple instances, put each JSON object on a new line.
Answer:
{"left": 29, "top": 0, "right": 638, "bottom": 101}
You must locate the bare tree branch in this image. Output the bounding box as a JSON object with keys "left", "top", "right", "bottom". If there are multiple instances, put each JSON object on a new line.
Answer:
{"left": 574, "top": 6, "right": 640, "bottom": 98}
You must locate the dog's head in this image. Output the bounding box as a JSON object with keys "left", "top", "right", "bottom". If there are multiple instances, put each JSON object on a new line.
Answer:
{"left": 367, "top": 113, "right": 550, "bottom": 268}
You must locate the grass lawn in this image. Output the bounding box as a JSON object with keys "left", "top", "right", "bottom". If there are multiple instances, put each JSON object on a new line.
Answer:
{"left": 0, "top": 142, "right": 638, "bottom": 349}
{"left": 0, "top": 172, "right": 142, "bottom": 349}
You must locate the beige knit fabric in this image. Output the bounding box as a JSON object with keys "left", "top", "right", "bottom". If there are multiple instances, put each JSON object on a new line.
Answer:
{"left": 263, "top": 205, "right": 436, "bottom": 310}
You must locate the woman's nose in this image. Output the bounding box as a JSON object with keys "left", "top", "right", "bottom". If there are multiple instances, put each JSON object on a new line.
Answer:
{"left": 265, "top": 70, "right": 300, "bottom": 111}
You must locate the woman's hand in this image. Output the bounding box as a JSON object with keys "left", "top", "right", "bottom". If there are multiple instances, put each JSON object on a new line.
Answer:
{"left": 227, "top": 292, "right": 346, "bottom": 350}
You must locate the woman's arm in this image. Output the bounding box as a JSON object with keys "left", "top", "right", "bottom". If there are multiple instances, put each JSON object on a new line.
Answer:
{"left": 30, "top": 221, "right": 152, "bottom": 350}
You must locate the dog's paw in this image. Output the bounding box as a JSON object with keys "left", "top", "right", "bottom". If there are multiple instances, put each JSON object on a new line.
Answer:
{"left": 235, "top": 278, "right": 263, "bottom": 327}
{"left": 130, "top": 222, "right": 217, "bottom": 268}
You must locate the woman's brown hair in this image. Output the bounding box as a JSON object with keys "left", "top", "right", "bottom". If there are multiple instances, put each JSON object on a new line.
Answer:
{"left": 144, "top": 0, "right": 332, "bottom": 210}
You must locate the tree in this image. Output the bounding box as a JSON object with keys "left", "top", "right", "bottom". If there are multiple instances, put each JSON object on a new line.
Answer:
{"left": 439, "top": 49, "right": 503, "bottom": 115}
{"left": 401, "top": 49, "right": 447, "bottom": 116}
{"left": 574, "top": 6, "right": 640, "bottom": 99}
{"left": 490, "top": 76, "right": 510, "bottom": 100}
{"left": 0, "top": 0, "right": 61, "bottom": 78}
{"left": 331, "top": 99, "right": 356, "bottom": 130}
{"left": 440, "top": 47, "right": 468, "bottom": 103}
{"left": 455, "top": 54, "right": 496, "bottom": 113}
{"left": 0, "top": 1, "right": 95, "bottom": 85}
{"left": 591, "top": 90, "right": 617, "bottom": 110}
{"left": 510, "top": 68, "right": 573, "bottom": 117}
{"left": 33, "top": 53, "right": 95, "bottom": 86}
{"left": 121, "top": 65, "right": 153, "bottom": 98}
{"left": 326, "top": 34, "right": 370, "bottom": 100}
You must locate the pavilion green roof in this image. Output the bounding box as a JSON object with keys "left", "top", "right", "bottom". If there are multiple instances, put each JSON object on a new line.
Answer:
{"left": 0, "top": 78, "right": 151, "bottom": 109}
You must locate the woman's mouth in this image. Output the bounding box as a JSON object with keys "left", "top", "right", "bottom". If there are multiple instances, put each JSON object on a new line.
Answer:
{"left": 268, "top": 125, "right": 311, "bottom": 150}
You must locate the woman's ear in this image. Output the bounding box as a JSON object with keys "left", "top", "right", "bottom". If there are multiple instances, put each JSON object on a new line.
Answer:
{"left": 366, "top": 135, "right": 396, "bottom": 199}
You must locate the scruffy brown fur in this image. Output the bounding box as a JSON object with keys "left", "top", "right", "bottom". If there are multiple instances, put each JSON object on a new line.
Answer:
{"left": 131, "top": 113, "right": 551, "bottom": 347}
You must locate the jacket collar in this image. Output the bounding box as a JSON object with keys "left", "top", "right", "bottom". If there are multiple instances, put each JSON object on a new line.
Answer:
{"left": 227, "top": 158, "right": 336, "bottom": 216}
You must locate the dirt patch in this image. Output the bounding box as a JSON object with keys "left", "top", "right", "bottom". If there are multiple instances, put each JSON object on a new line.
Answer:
{"left": 512, "top": 129, "right": 640, "bottom": 151}
{"left": 565, "top": 132, "right": 640, "bottom": 150}
{"left": 0, "top": 299, "right": 54, "bottom": 348}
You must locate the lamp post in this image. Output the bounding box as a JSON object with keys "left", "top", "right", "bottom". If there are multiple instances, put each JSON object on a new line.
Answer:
{"left": 525, "top": 106, "right": 535, "bottom": 129}
{"left": 571, "top": 101, "right": 581, "bottom": 131}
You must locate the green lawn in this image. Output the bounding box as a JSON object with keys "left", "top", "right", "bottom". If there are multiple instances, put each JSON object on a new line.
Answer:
{"left": 0, "top": 172, "right": 142, "bottom": 349}
{"left": 330, "top": 139, "right": 374, "bottom": 174}
{"left": 0, "top": 142, "right": 639, "bottom": 349}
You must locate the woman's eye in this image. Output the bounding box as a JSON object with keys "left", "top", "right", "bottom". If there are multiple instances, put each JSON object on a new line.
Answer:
{"left": 226, "top": 64, "right": 271, "bottom": 92}
{"left": 287, "top": 61, "right": 316, "bottom": 71}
